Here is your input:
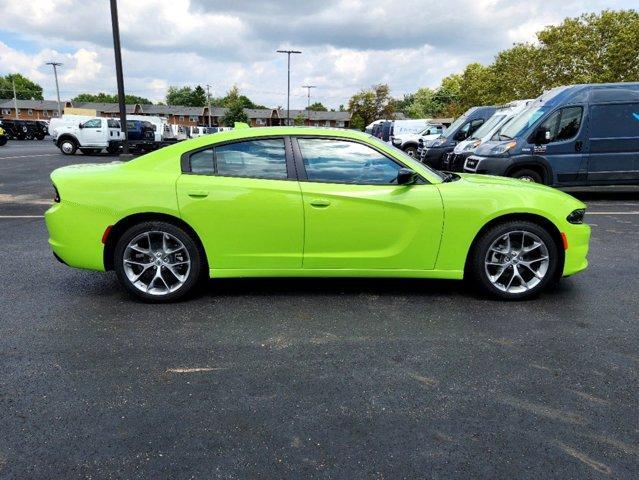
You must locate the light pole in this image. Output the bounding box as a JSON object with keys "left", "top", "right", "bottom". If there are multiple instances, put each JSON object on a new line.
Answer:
{"left": 45, "top": 62, "right": 63, "bottom": 117}
{"left": 109, "top": 0, "right": 128, "bottom": 154}
{"left": 206, "top": 84, "right": 212, "bottom": 127}
{"left": 302, "top": 85, "right": 316, "bottom": 125}
{"left": 276, "top": 49, "right": 301, "bottom": 125}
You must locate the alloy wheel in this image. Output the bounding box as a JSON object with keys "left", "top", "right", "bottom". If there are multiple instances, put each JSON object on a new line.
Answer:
{"left": 484, "top": 230, "right": 550, "bottom": 294}
{"left": 123, "top": 230, "right": 191, "bottom": 296}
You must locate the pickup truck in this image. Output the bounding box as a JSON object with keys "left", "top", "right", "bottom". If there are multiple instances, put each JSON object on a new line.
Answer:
{"left": 54, "top": 117, "right": 123, "bottom": 155}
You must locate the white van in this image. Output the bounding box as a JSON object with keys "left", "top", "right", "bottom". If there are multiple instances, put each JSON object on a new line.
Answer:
{"left": 443, "top": 99, "right": 533, "bottom": 171}
{"left": 390, "top": 119, "right": 434, "bottom": 137}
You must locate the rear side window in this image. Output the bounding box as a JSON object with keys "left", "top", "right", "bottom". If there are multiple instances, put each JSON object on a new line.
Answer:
{"left": 188, "top": 139, "right": 287, "bottom": 179}
{"left": 216, "top": 139, "right": 287, "bottom": 179}
{"left": 298, "top": 138, "right": 402, "bottom": 185}
{"left": 589, "top": 103, "right": 639, "bottom": 138}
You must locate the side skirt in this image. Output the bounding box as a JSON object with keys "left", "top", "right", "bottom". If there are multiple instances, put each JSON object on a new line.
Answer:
{"left": 209, "top": 268, "right": 465, "bottom": 280}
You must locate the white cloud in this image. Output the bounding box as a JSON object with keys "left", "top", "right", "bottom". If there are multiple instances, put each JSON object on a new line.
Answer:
{"left": 0, "top": 0, "right": 635, "bottom": 107}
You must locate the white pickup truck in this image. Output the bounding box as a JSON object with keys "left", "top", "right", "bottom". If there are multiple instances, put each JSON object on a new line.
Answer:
{"left": 54, "top": 117, "right": 124, "bottom": 155}
{"left": 391, "top": 124, "right": 444, "bottom": 157}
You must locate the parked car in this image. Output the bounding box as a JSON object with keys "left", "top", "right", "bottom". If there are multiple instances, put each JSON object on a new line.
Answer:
{"left": 380, "top": 120, "right": 393, "bottom": 142}
{"left": 464, "top": 82, "right": 639, "bottom": 185}
{"left": 45, "top": 126, "right": 590, "bottom": 302}
{"left": 127, "top": 115, "right": 165, "bottom": 142}
{"left": 392, "top": 124, "right": 444, "bottom": 157}
{"left": 419, "top": 106, "right": 497, "bottom": 169}
{"left": 54, "top": 117, "right": 123, "bottom": 155}
{"left": 0, "top": 126, "right": 7, "bottom": 146}
{"left": 0, "top": 119, "right": 45, "bottom": 140}
{"left": 442, "top": 100, "right": 532, "bottom": 171}
{"left": 365, "top": 120, "right": 385, "bottom": 135}
{"left": 125, "top": 120, "right": 155, "bottom": 142}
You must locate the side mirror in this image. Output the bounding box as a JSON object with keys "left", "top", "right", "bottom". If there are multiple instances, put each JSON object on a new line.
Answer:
{"left": 454, "top": 130, "right": 469, "bottom": 141}
{"left": 396, "top": 168, "right": 418, "bottom": 185}
{"left": 534, "top": 127, "right": 551, "bottom": 144}
{"left": 79, "top": 123, "right": 84, "bottom": 129}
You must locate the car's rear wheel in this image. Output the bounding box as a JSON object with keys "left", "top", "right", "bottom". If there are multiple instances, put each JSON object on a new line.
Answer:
{"left": 59, "top": 139, "right": 77, "bottom": 155}
{"left": 469, "top": 220, "right": 558, "bottom": 300}
{"left": 114, "top": 221, "right": 204, "bottom": 302}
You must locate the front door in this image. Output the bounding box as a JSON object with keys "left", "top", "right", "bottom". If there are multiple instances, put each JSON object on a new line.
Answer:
{"left": 587, "top": 102, "right": 639, "bottom": 183}
{"left": 533, "top": 106, "right": 587, "bottom": 184}
{"left": 294, "top": 137, "right": 444, "bottom": 270}
{"left": 176, "top": 137, "right": 304, "bottom": 270}
{"left": 80, "top": 118, "right": 105, "bottom": 146}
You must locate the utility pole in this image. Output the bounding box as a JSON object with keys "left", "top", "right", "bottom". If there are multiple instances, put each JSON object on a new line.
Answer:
{"left": 302, "top": 85, "right": 316, "bottom": 125}
{"left": 46, "top": 62, "right": 63, "bottom": 116}
{"left": 206, "top": 84, "right": 212, "bottom": 127}
{"left": 12, "top": 79, "right": 18, "bottom": 119}
{"left": 276, "top": 49, "right": 301, "bottom": 126}
{"left": 109, "top": 0, "right": 128, "bottom": 154}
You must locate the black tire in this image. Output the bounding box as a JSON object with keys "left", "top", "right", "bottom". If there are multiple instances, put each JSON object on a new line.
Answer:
{"left": 0, "top": 137, "right": 7, "bottom": 146}
{"left": 404, "top": 146, "right": 418, "bottom": 158}
{"left": 114, "top": 221, "right": 205, "bottom": 302}
{"left": 36, "top": 133, "right": 45, "bottom": 140}
{"left": 59, "top": 138, "right": 77, "bottom": 155}
{"left": 106, "top": 145, "right": 119, "bottom": 154}
{"left": 468, "top": 220, "right": 559, "bottom": 300}
{"left": 511, "top": 168, "right": 543, "bottom": 183}
{"left": 80, "top": 148, "right": 101, "bottom": 155}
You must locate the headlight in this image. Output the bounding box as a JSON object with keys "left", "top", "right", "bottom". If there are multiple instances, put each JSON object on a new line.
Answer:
{"left": 566, "top": 208, "right": 585, "bottom": 224}
{"left": 490, "top": 141, "right": 517, "bottom": 155}
{"left": 464, "top": 140, "right": 481, "bottom": 151}
{"left": 430, "top": 139, "right": 445, "bottom": 147}
{"left": 392, "top": 138, "right": 401, "bottom": 145}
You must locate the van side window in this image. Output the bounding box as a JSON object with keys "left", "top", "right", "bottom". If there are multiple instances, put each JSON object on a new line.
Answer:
{"left": 468, "top": 119, "right": 485, "bottom": 137}
{"left": 538, "top": 107, "right": 582, "bottom": 143}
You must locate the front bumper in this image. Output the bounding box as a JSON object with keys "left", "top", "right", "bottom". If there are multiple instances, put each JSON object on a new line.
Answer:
{"left": 420, "top": 147, "right": 449, "bottom": 169}
{"left": 442, "top": 151, "right": 472, "bottom": 172}
{"left": 562, "top": 222, "right": 590, "bottom": 277}
{"left": 463, "top": 155, "right": 512, "bottom": 176}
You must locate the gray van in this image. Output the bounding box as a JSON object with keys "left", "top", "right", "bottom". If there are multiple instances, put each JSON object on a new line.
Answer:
{"left": 464, "top": 82, "right": 639, "bottom": 185}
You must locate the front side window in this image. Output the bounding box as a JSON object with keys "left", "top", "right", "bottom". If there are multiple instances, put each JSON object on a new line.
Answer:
{"left": 298, "top": 138, "right": 402, "bottom": 185}
{"left": 82, "top": 119, "right": 102, "bottom": 128}
{"left": 537, "top": 106, "right": 582, "bottom": 143}
{"left": 216, "top": 139, "right": 287, "bottom": 179}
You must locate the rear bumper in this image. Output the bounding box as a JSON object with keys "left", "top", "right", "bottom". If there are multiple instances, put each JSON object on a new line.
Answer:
{"left": 45, "top": 201, "right": 108, "bottom": 271}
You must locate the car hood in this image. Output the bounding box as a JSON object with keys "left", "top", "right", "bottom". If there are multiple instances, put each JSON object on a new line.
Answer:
{"left": 455, "top": 172, "right": 586, "bottom": 207}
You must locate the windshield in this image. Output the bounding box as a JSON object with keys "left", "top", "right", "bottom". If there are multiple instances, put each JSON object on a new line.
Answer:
{"left": 499, "top": 106, "right": 549, "bottom": 139}
{"left": 367, "top": 134, "right": 447, "bottom": 181}
{"left": 441, "top": 115, "right": 468, "bottom": 138}
{"left": 470, "top": 114, "right": 506, "bottom": 140}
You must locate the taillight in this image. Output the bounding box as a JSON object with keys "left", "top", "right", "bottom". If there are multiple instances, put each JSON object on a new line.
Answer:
{"left": 53, "top": 184, "right": 60, "bottom": 203}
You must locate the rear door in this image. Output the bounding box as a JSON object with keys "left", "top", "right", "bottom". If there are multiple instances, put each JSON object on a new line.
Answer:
{"left": 176, "top": 137, "right": 304, "bottom": 270}
{"left": 294, "top": 137, "right": 444, "bottom": 270}
{"left": 587, "top": 102, "right": 639, "bottom": 183}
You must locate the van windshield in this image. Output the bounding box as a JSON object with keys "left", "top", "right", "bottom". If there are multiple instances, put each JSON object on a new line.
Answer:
{"left": 499, "top": 106, "right": 549, "bottom": 139}
{"left": 441, "top": 115, "right": 468, "bottom": 138}
{"left": 470, "top": 114, "right": 506, "bottom": 140}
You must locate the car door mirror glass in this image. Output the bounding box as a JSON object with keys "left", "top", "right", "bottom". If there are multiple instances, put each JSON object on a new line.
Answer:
{"left": 396, "top": 168, "right": 417, "bottom": 185}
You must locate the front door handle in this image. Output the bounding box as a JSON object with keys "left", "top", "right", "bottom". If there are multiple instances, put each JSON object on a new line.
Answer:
{"left": 187, "top": 190, "right": 209, "bottom": 198}
{"left": 575, "top": 140, "right": 583, "bottom": 152}
{"left": 310, "top": 198, "right": 331, "bottom": 208}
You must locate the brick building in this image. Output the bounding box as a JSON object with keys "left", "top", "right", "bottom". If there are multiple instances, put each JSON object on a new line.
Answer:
{"left": 0, "top": 99, "right": 62, "bottom": 120}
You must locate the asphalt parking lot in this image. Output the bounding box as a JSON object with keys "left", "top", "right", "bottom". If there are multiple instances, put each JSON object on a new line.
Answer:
{"left": 1, "top": 140, "right": 638, "bottom": 479}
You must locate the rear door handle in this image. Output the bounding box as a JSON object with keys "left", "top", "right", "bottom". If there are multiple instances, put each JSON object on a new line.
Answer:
{"left": 187, "top": 190, "right": 209, "bottom": 198}
{"left": 310, "top": 198, "right": 331, "bottom": 207}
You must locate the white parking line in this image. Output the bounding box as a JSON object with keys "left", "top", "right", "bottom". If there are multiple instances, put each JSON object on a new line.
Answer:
{"left": 587, "top": 211, "right": 639, "bottom": 215}
{"left": 0, "top": 153, "right": 58, "bottom": 160}
{"left": 0, "top": 215, "right": 44, "bottom": 219}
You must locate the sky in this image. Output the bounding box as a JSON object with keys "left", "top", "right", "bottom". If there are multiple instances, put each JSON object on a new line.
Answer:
{"left": 0, "top": 0, "right": 634, "bottom": 108}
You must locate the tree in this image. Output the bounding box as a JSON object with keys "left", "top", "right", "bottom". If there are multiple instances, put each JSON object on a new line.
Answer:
{"left": 306, "top": 102, "right": 327, "bottom": 111}
{"left": 72, "top": 92, "right": 152, "bottom": 104}
{"left": 348, "top": 83, "right": 395, "bottom": 130}
{"left": 211, "top": 86, "right": 267, "bottom": 109}
{"left": 166, "top": 85, "right": 207, "bottom": 106}
{"left": 293, "top": 112, "right": 306, "bottom": 125}
{"left": 221, "top": 86, "right": 249, "bottom": 126}
{"left": 0, "top": 74, "right": 43, "bottom": 100}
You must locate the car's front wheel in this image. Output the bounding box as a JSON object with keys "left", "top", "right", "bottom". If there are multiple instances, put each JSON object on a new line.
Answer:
{"left": 114, "top": 221, "right": 205, "bottom": 302}
{"left": 59, "top": 139, "right": 77, "bottom": 155}
{"left": 404, "top": 146, "right": 417, "bottom": 158}
{"left": 469, "top": 220, "right": 559, "bottom": 300}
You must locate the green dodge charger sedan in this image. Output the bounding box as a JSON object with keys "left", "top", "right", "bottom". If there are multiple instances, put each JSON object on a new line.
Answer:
{"left": 45, "top": 126, "right": 590, "bottom": 302}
